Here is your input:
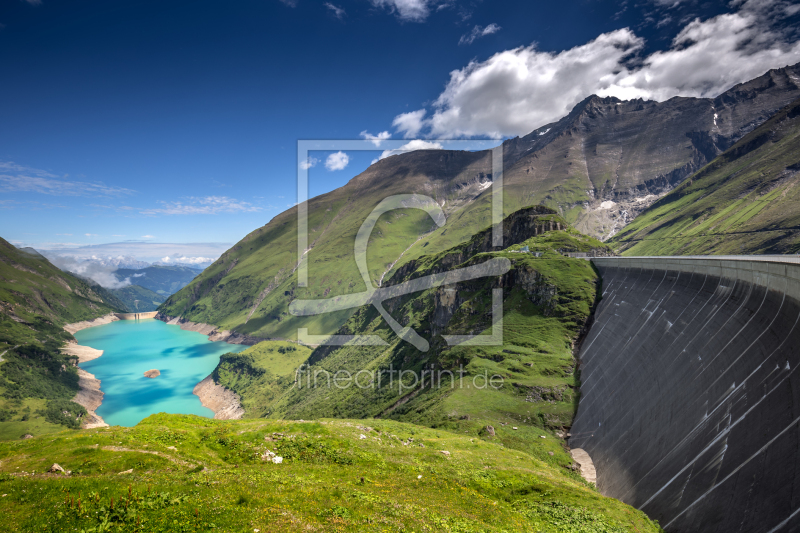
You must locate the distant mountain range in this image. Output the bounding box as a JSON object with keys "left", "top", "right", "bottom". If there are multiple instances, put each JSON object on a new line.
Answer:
{"left": 114, "top": 265, "right": 202, "bottom": 295}
{"left": 160, "top": 63, "right": 800, "bottom": 341}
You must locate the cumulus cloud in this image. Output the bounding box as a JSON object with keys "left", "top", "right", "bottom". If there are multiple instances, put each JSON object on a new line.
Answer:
{"left": 458, "top": 23, "right": 501, "bottom": 45}
{"left": 300, "top": 156, "right": 320, "bottom": 170}
{"left": 392, "top": 109, "right": 428, "bottom": 138}
{"left": 47, "top": 255, "right": 132, "bottom": 289}
{"left": 140, "top": 196, "right": 261, "bottom": 216}
{"left": 325, "top": 151, "right": 350, "bottom": 171}
{"left": 379, "top": 140, "right": 444, "bottom": 159}
{"left": 36, "top": 243, "right": 228, "bottom": 266}
{"left": 278, "top": 0, "right": 298, "bottom": 7}
{"left": 159, "top": 255, "right": 215, "bottom": 265}
{"left": 325, "top": 2, "right": 345, "bottom": 19}
{"left": 370, "top": 0, "right": 430, "bottom": 22}
{"left": 360, "top": 130, "right": 392, "bottom": 146}
{"left": 394, "top": 0, "right": 800, "bottom": 138}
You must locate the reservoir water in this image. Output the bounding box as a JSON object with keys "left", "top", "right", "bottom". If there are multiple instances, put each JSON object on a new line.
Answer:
{"left": 74, "top": 318, "right": 246, "bottom": 427}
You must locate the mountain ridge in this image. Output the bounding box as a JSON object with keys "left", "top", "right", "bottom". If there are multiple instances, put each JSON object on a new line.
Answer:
{"left": 609, "top": 95, "right": 800, "bottom": 255}
{"left": 159, "top": 63, "right": 800, "bottom": 342}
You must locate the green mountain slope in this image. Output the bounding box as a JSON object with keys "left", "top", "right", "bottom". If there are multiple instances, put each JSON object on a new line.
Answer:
{"left": 107, "top": 284, "right": 166, "bottom": 312}
{"left": 115, "top": 265, "right": 200, "bottom": 296}
{"left": 0, "top": 414, "right": 661, "bottom": 532}
{"left": 159, "top": 64, "right": 800, "bottom": 342}
{"left": 610, "top": 97, "right": 800, "bottom": 255}
{"left": 207, "top": 209, "right": 611, "bottom": 467}
{"left": 0, "top": 237, "right": 123, "bottom": 439}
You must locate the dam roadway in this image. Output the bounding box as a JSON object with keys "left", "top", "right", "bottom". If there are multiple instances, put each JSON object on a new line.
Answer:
{"left": 571, "top": 255, "right": 800, "bottom": 533}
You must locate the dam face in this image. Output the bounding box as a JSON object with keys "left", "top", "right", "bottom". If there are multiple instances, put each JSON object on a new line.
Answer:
{"left": 571, "top": 257, "right": 800, "bottom": 533}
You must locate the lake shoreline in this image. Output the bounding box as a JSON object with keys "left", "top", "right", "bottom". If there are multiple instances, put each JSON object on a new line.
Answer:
{"left": 192, "top": 376, "right": 245, "bottom": 420}
{"left": 62, "top": 313, "right": 120, "bottom": 429}
{"left": 154, "top": 313, "right": 268, "bottom": 346}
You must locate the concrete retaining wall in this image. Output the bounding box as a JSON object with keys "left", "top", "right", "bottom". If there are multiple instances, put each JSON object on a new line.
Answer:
{"left": 113, "top": 311, "right": 158, "bottom": 320}
{"left": 571, "top": 256, "right": 800, "bottom": 532}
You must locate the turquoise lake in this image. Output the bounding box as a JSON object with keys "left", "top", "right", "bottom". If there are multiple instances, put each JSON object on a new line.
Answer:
{"left": 74, "top": 318, "right": 246, "bottom": 427}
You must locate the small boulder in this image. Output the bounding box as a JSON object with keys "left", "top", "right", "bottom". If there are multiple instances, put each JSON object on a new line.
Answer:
{"left": 512, "top": 427, "right": 518, "bottom": 430}
{"left": 118, "top": 469, "right": 133, "bottom": 475}
{"left": 143, "top": 369, "right": 161, "bottom": 378}
{"left": 49, "top": 463, "right": 65, "bottom": 474}
{"left": 21, "top": 434, "right": 33, "bottom": 440}
{"left": 272, "top": 456, "right": 283, "bottom": 464}
{"left": 166, "top": 446, "right": 177, "bottom": 451}
{"left": 440, "top": 450, "right": 451, "bottom": 457}
{"left": 485, "top": 425, "right": 496, "bottom": 437}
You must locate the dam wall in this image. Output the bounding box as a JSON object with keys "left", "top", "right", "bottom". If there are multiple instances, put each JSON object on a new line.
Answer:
{"left": 571, "top": 256, "right": 800, "bottom": 532}
{"left": 113, "top": 311, "right": 158, "bottom": 320}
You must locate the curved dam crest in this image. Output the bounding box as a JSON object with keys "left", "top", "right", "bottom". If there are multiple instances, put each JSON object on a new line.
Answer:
{"left": 571, "top": 255, "right": 800, "bottom": 533}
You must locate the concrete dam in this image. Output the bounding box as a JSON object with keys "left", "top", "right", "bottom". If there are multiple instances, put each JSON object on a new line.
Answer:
{"left": 571, "top": 256, "right": 800, "bottom": 533}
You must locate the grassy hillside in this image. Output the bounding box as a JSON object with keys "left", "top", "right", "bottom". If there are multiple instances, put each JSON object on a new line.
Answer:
{"left": 611, "top": 97, "right": 800, "bottom": 255}
{"left": 0, "top": 414, "right": 662, "bottom": 532}
{"left": 206, "top": 210, "right": 611, "bottom": 473}
{"left": 108, "top": 284, "right": 166, "bottom": 312}
{"left": 0, "top": 237, "right": 123, "bottom": 440}
{"left": 115, "top": 265, "right": 200, "bottom": 296}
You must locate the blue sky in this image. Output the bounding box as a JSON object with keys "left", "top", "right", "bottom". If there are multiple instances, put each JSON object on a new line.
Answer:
{"left": 1, "top": 0, "right": 798, "bottom": 264}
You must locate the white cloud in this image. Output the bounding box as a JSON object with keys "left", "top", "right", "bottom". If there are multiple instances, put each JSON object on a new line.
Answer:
{"left": 141, "top": 235, "right": 155, "bottom": 239}
{"left": 394, "top": 0, "right": 800, "bottom": 138}
{"left": 360, "top": 130, "right": 392, "bottom": 146}
{"left": 325, "top": 2, "right": 345, "bottom": 19}
{"left": 47, "top": 255, "right": 132, "bottom": 289}
{"left": 140, "top": 196, "right": 261, "bottom": 216}
{"left": 300, "top": 156, "right": 320, "bottom": 170}
{"left": 458, "top": 23, "right": 501, "bottom": 45}
{"left": 85, "top": 233, "right": 98, "bottom": 237}
{"left": 159, "top": 255, "right": 214, "bottom": 265}
{"left": 0, "top": 171, "right": 135, "bottom": 197}
{"left": 392, "top": 109, "right": 428, "bottom": 138}
{"left": 36, "top": 242, "right": 229, "bottom": 266}
{"left": 379, "top": 140, "right": 444, "bottom": 159}
{"left": 370, "top": 0, "right": 430, "bottom": 22}
{"left": 56, "top": 233, "right": 73, "bottom": 236}
{"left": 325, "top": 151, "right": 350, "bottom": 171}
{"left": 278, "top": 0, "right": 298, "bottom": 7}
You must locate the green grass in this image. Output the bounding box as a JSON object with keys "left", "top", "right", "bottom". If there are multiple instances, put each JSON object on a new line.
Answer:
{"left": 208, "top": 214, "right": 605, "bottom": 478}
{"left": 0, "top": 414, "right": 662, "bottom": 532}
{"left": 213, "top": 341, "right": 313, "bottom": 417}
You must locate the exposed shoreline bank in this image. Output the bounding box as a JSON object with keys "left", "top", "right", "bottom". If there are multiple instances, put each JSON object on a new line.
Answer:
{"left": 154, "top": 313, "right": 265, "bottom": 345}
{"left": 61, "top": 313, "right": 120, "bottom": 429}
{"left": 192, "top": 376, "right": 244, "bottom": 420}
{"left": 155, "top": 313, "right": 263, "bottom": 419}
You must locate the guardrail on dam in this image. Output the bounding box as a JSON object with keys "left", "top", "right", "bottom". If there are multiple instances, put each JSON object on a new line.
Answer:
{"left": 570, "top": 256, "right": 800, "bottom": 533}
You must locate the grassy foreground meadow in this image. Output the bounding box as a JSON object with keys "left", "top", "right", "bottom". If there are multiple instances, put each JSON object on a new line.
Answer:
{"left": 0, "top": 414, "right": 661, "bottom": 533}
